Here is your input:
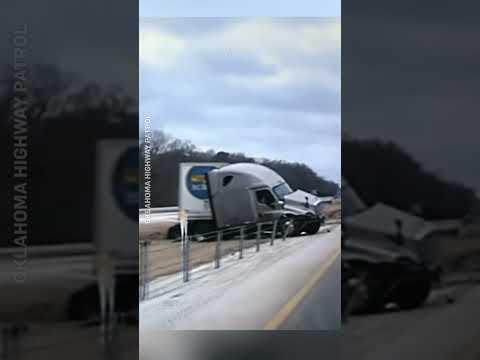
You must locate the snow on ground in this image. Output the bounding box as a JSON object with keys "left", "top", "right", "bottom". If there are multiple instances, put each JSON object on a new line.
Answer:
{"left": 140, "top": 224, "right": 341, "bottom": 330}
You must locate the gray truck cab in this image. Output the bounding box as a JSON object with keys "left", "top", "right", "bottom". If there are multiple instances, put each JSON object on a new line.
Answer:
{"left": 208, "top": 163, "right": 285, "bottom": 227}
{"left": 208, "top": 163, "right": 325, "bottom": 235}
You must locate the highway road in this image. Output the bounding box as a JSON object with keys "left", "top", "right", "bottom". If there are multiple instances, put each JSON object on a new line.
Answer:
{"left": 279, "top": 255, "right": 341, "bottom": 330}
{"left": 342, "top": 281, "right": 480, "bottom": 360}
{"left": 140, "top": 225, "right": 341, "bottom": 334}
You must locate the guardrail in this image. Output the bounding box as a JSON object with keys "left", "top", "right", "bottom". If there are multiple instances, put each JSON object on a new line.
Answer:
{"left": 0, "top": 243, "right": 94, "bottom": 257}
{"left": 138, "top": 217, "right": 330, "bottom": 301}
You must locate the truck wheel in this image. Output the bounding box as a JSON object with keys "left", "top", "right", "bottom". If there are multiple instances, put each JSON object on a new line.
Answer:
{"left": 349, "top": 266, "right": 390, "bottom": 314}
{"left": 394, "top": 278, "right": 432, "bottom": 310}
{"left": 67, "top": 283, "right": 99, "bottom": 321}
{"left": 304, "top": 217, "right": 321, "bottom": 235}
{"left": 361, "top": 281, "right": 387, "bottom": 313}
{"left": 281, "top": 215, "right": 302, "bottom": 237}
{"left": 243, "top": 224, "right": 258, "bottom": 239}
{"left": 191, "top": 221, "right": 217, "bottom": 241}
{"left": 167, "top": 224, "right": 181, "bottom": 240}
{"left": 289, "top": 220, "right": 302, "bottom": 237}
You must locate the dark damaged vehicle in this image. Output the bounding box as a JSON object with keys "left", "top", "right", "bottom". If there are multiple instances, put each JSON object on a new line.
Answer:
{"left": 341, "top": 179, "right": 436, "bottom": 318}
{"left": 342, "top": 234, "right": 434, "bottom": 315}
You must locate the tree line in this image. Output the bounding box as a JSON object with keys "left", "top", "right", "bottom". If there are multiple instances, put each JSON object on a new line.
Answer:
{"left": 342, "top": 137, "right": 475, "bottom": 220}
{"left": 140, "top": 130, "right": 339, "bottom": 207}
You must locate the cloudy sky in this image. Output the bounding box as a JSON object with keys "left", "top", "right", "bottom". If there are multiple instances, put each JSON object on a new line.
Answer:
{"left": 140, "top": 18, "right": 341, "bottom": 183}
{"left": 1, "top": 1, "right": 138, "bottom": 98}
{"left": 343, "top": 0, "right": 480, "bottom": 192}
{"left": 140, "top": 0, "right": 340, "bottom": 17}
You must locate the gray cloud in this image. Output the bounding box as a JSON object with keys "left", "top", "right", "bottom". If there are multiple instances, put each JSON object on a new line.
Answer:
{"left": 343, "top": 1, "right": 480, "bottom": 191}
{"left": 140, "top": 18, "right": 341, "bottom": 183}
{"left": 2, "top": 1, "right": 138, "bottom": 98}
{"left": 198, "top": 51, "right": 279, "bottom": 76}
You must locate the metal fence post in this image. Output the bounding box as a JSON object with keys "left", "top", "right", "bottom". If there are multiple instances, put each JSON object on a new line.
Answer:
{"left": 239, "top": 226, "right": 244, "bottom": 259}
{"left": 187, "top": 235, "right": 191, "bottom": 281}
{"left": 256, "top": 223, "right": 261, "bottom": 252}
{"left": 270, "top": 219, "right": 278, "bottom": 246}
{"left": 215, "top": 230, "right": 222, "bottom": 269}
{"left": 180, "top": 210, "right": 190, "bottom": 282}
{"left": 183, "top": 235, "right": 190, "bottom": 282}
{"left": 103, "top": 316, "right": 116, "bottom": 359}
{"left": 139, "top": 241, "right": 148, "bottom": 301}
{"left": 183, "top": 240, "right": 187, "bottom": 282}
{"left": 139, "top": 242, "right": 144, "bottom": 301}
{"left": 283, "top": 221, "right": 289, "bottom": 241}
{"left": 143, "top": 241, "right": 150, "bottom": 299}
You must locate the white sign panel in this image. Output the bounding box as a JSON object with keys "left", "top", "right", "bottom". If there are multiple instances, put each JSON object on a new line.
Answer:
{"left": 93, "top": 139, "right": 138, "bottom": 258}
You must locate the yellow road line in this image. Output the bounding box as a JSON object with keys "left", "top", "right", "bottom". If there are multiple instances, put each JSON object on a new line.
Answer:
{"left": 263, "top": 248, "right": 341, "bottom": 330}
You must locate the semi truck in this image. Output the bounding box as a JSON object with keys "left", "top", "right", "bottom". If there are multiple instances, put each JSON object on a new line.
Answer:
{"left": 167, "top": 162, "right": 327, "bottom": 240}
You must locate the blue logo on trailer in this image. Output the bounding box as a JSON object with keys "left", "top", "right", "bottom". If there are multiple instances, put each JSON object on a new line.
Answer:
{"left": 186, "top": 165, "right": 217, "bottom": 199}
{"left": 112, "top": 146, "right": 138, "bottom": 221}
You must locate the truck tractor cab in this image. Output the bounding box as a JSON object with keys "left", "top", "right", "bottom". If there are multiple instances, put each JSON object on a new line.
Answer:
{"left": 208, "top": 163, "right": 325, "bottom": 236}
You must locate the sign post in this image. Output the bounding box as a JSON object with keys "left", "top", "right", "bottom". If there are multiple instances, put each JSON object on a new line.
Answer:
{"left": 92, "top": 139, "right": 138, "bottom": 344}
{"left": 179, "top": 210, "right": 190, "bottom": 282}
{"left": 96, "top": 252, "right": 115, "bottom": 340}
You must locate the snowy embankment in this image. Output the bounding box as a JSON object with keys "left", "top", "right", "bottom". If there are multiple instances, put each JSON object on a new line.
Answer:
{"left": 140, "top": 224, "right": 340, "bottom": 330}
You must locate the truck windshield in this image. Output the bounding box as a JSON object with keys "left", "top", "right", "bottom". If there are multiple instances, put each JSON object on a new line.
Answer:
{"left": 273, "top": 183, "right": 293, "bottom": 200}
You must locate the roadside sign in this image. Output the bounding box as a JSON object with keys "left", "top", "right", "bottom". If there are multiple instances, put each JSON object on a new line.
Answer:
{"left": 93, "top": 139, "right": 138, "bottom": 258}
{"left": 112, "top": 146, "right": 138, "bottom": 222}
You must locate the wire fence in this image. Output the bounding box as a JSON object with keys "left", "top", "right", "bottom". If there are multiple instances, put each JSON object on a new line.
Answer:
{"left": 139, "top": 217, "right": 329, "bottom": 301}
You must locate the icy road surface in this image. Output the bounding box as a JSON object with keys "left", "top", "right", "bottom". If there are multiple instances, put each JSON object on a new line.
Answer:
{"left": 140, "top": 224, "right": 340, "bottom": 332}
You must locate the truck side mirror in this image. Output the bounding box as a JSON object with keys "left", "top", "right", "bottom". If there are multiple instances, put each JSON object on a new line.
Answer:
{"left": 278, "top": 200, "right": 285, "bottom": 208}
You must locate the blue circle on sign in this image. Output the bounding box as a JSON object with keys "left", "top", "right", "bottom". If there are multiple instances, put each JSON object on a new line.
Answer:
{"left": 186, "top": 166, "right": 217, "bottom": 199}
{"left": 112, "top": 146, "right": 138, "bottom": 221}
